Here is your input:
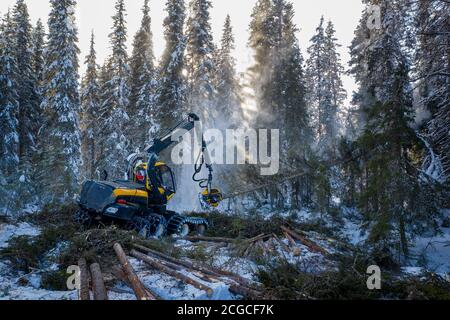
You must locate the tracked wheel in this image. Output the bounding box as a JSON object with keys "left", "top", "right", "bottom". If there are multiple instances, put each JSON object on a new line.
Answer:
{"left": 146, "top": 214, "right": 167, "bottom": 238}
{"left": 126, "top": 215, "right": 167, "bottom": 239}
{"left": 167, "top": 214, "right": 190, "bottom": 237}
{"left": 166, "top": 214, "right": 209, "bottom": 237}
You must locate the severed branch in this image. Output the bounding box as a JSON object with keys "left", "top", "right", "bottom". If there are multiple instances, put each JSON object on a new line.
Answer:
{"left": 281, "top": 226, "right": 329, "bottom": 256}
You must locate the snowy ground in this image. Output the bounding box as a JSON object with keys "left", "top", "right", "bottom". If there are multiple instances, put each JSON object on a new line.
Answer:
{"left": 0, "top": 217, "right": 338, "bottom": 300}
{"left": 0, "top": 207, "right": 449, "bottom": 300}
{"left": 0, "top": 222, "right": 41, "bottom": 249}
{"left": 409, "top": 211, "right": 450, "bottom": 276}
{"left": 339, "top": 208, "right": 450, "bottom": 277}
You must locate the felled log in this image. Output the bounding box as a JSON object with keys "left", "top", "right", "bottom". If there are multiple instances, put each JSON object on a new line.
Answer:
{"left": 89, "top": 263, "right": 108, "bottom": 300}
{"left": 184, "top": 236, "right": 235, "bottom": 243}
{"left": 281, "top": 226, "right": 329, "bottom": 255}
{"left": 246, "top": 234, "right": 270, "bottom": 244}
{"left": 77, "top": 258, "right": 90, "bottom": 301}
{"left": 113, "top": 243, "right": 156, "bottom": 300}
{"left": 130, "top": 249, "right": 214, "bottom": 297}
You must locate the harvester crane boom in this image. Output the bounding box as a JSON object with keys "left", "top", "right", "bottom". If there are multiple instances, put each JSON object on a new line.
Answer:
{"left": 136, "top": 113, "right": 222, "bottom": 209}
{"left": 146, "top": 113, "right": 201, "bottom": 158}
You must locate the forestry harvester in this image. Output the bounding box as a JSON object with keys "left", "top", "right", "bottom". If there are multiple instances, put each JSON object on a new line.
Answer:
{"left": 75, "top": 114, "right": 223, "bottom": 238}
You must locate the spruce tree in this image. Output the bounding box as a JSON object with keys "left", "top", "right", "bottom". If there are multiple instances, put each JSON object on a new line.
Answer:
{"left": 349, "top": 0, "right": 439, "bottom": 261}
{"left": 80, "top": 32, "right": 100, "bottom": 180}
{"left": 31, "top": 19, "right": 45, "bottom": 96}
{"left": 215, "top": 15, "right": 241, "bottom": 125}
{"left": 155, "top": 0, "right": 187, "bottom": 131}
{"left": 278, "top": 3, "right": 312, "bottom": 209}
{"left": 414, "top": 0, "right": 450, "bottom": 182}
{"left": 323, "top": 21, "right": 346, "bottom": 147}
{"left": 247, "top": 0, "right": 314, "bottom": 209}
{"left": 96, "top": 58, "right": 114, "bottom": 177}
{"left": 129, "top": 0, "right": 157, "bottom": 147}
{"left": 30, "top": 19, "right": 45, "bottom": 158}
{"left": 40, "top": 0, "right": 82, "bottom": 201}
{"left": 0, "top": 11, "right": 20, "bottom": 179}
{"left": 12, "top": 0, "right": 38, "bottom": 166}
{"left": 248, "top": 0, "right": 280, "bottom": 129}
{"left": 185, "top": 0, "right": 216, "bottom": 122}
{"left": 306, "top": 17, "right": 346, "bottom": 157}
{"left": 100, "top": 0, "right": 131, "bottom": 178}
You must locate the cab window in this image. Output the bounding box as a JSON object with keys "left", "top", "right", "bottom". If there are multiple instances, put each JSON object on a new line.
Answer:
{"left": 156, "top": 165, "right": 176, "bottom": 193}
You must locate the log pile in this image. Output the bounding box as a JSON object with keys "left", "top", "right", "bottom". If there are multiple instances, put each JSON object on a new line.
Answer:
{"left": 71, "top": 222, "right": 336, "bottom": 301}
{"left": 132, "top": 244, "right": 263, "bottom": 299}
{"left": 130, "top": 249, "right": 214, "bottom": 297}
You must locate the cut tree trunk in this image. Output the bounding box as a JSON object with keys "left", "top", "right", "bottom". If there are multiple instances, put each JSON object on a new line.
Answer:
{"left": 130, "top": 249, "right": 214, "bottom": 297}
{"left": 246, "top": 234, "right": 270, "bottom": 244}
{"left": 113, "top": 243, "right": 156, "bottom": 300}
{"left": 281, "top": 226, "right": 329, "bottom": 255}
{"left": 89, "top": 263, "right": 108, "bottom": 300}
{"left": 78, "top": 258, "right": 90, "bottom": 301}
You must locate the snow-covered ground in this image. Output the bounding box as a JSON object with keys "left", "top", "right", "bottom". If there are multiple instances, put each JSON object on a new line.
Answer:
{"left": 0, "top": 222, "right": 76, "bottom": 300}
{"left": 409, "top": 223, "right": 450, "bottom": 275}
{"left": 0, "top": 207, "right": 448, "bottom": 300}
{"left": 0, "top": 222, "right": 41, "bottom": 249}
